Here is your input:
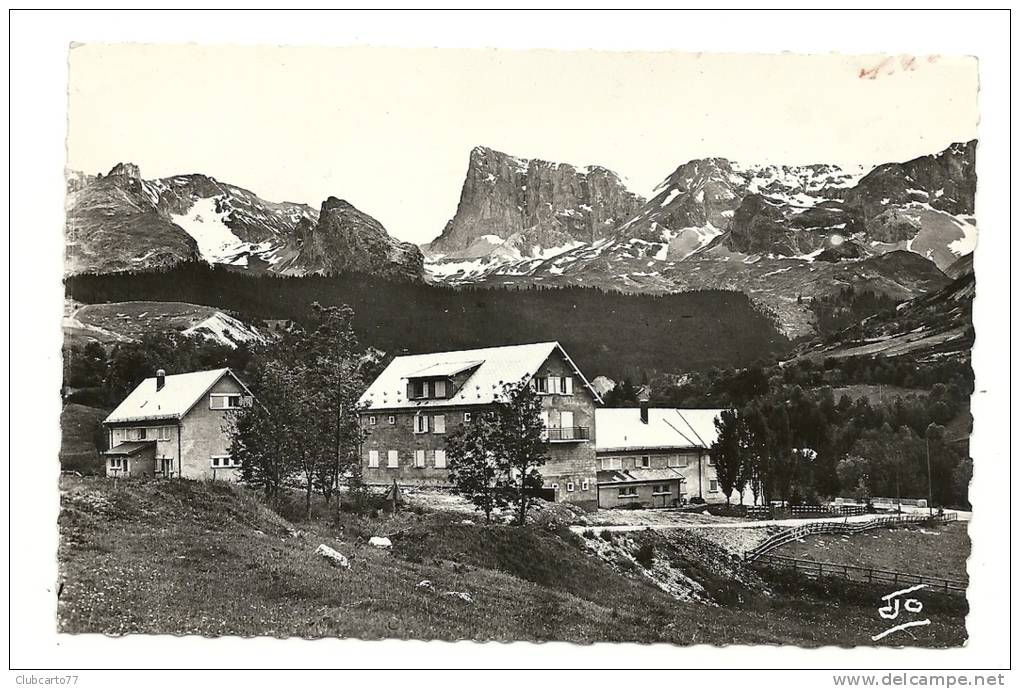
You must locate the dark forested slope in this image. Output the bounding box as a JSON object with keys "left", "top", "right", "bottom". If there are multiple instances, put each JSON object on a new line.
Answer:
{"left": 65, "top": 263, "right": 791, "bottom": 380}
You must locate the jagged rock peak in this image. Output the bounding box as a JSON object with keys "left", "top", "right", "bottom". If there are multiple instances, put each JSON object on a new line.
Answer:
{"left": 321, "top": 196, "right": 360, "bottom": 213}
{"left": 107, "top": 162, "right": 141, "bottom": 179}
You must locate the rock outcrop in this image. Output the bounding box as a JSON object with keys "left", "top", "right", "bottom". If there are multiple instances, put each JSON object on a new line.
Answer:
{"left": 425, "top": 146, "right": 644, "bottom": 258}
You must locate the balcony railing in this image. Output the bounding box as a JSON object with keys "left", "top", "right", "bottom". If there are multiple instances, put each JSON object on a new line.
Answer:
{"left": 544, "top": 426, "right": 590, "bottom": 442}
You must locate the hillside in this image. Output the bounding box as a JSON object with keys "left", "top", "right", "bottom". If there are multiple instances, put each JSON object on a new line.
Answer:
{"left": 798, "top": 270, "right": 975, "bottom": 362}
{"left": 59, "top": 404, "right": 110, "bottom": 475}
{"left": 65, "top": 300, "right": 265, "bottom": 349}
{"left": 57, "top": 477, "right": 967, "bottom": 646}
{"left": 65, "top": 264, "right": 792, "bottom": 379}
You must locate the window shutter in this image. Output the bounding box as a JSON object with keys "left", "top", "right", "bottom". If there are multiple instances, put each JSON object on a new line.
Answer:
{"left": 387, "top": 450, "right": 399, "bottom": 468}
{"left": 368, "top": 450, "right": 379, "bottom": 468}
{"left": 564, "top": 377, "right": 573, "bottom": 395}
{"left": 434, "top": 380, "right": 446, "bottom": 398}
{"left": 548, "top": 376, "right": 559, "bottom": 395}
{"left": 434, "top": 450, "right": 447, "bottom": 469}
{"left": 415, "top": 450, "right": 426, "bottom": 467}
{"left": 433, "top": 415, "right": 446, "bottom": 434}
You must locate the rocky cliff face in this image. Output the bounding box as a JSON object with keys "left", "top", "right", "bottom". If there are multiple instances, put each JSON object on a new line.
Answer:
{"left": 425, "top": 146, "right": 644, "bottom": 259}
{"left": 66, "top": 164, "right": 422, "bottom": 281}
{"left": 274, "top": 197, "right": 424, "bottom": 281}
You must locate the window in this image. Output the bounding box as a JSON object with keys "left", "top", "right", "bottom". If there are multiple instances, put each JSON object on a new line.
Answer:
{"left": 387, "top": 450, "right": 399, "bottom": 468}
{"left": 709, "top": 479, "right": 719, "bottom": 492}
{"left": 136, "top": 427, "right": 148, "bottom": 441}
{"left": 638, "top": 455, "right": 651, "bottom": 469}
{"left": 533, "top": 376, "right": 548, "bottom": 393}
{"left": 415, "top": 450, "right": 426, "bottom": 468}
{"left": 411, "top": 379, "right": 447, "bottom": 400}
{"left": 566, "top": 481, "right": 575, "bottom": 492}
{"left": 387, "top": 415, "right": 396, "bottom": 425}
{"left": 652, "top": 484, "right": 671, "bottom": 495}
{"left": 548, "top": 376, "right": 560, "bottom": 395}
{"left": 463, "top": 412, "right": 472, "bottom": 423}
{"left": 414, "top": 415, "right": 429, "bottom": 434}
{"left": 368, "top": 450, "right": 379, "bottom": 468}
{"left": 433, "top": 450, "right": 447, "bottom": 469}
{"left": 211, "top": 455, "right": 240, "bottom": 468}
{"left": 618, "top": 486, "right": 638, "bottom": 497}
{"left": 667, "top": 455, "right": 687, "bottom": 468}
{"left": 581, "top": 479, "right": 589, "bottom": 491}
{"left": 158, "top": 426, "right": 171, "bottom": 442}
{"left": 210, "top": 393, "right": 244, "bottom": 410}
{"left": 559, "top": 376, "right": 573, "bottom": 395}
{"left": 411, "top": 380, "right": 428, "bottom": 399}
{"left": 110, "top": 458, "right": 124, "bottom": 470}
{"left": 601, "top": 457, "right": 622, "bottom": 470}
{"left": 368, "top": 416, "right": 377, "bottom": 426}
{"left": 433, "top": 415, "right": 446, "bottom": 434}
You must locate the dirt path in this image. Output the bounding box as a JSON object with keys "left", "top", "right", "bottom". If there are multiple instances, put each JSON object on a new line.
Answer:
{"left": 570, "top": 508, "right": 971, "bottom": 534}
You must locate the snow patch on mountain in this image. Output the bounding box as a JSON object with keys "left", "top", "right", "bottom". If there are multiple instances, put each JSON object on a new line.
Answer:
{"left": 170, "top": 197, "right": 245, "bottom": 264}
{"left": 183, "top": 312, "right": 265, "bottom": 348}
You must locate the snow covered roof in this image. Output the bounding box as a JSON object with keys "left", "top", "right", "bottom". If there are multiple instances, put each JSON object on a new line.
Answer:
{"left": 358, "top": 341, "right": 601, "bottom": 411}
{"left": 595, "top": 408, "right": 728, "bottom": 453}
{"left": 105, "top": 368, "right": 250, "bottom": 424}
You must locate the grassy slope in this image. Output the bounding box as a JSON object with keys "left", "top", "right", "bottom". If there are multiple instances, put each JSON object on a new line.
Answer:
{"left": 774, "top": 522, "right": 970, "bottom": 582}
{"left": 59, "top": 404, "right": 110, "bottom": 475}
{"left": 57, "top": 478, "right": 966, "bottom": 646}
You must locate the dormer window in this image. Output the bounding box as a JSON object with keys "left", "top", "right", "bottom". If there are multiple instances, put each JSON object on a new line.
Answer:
{"left": 409, "top": 378, "right": 448, "bottom": 400}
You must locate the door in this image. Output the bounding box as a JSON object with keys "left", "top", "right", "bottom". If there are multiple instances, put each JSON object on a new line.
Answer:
{"left": 560, "top": 411, "right": 574, "bottom": 440}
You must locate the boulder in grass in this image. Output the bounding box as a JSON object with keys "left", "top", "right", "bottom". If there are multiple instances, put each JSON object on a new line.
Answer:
{"left": 444, "top": 591, "right": 473, "bottom": 603}
{"left": 315, "top": 544, "right": 351, "bottom": 569}
{"left": 369, "top": 536, "right": 392, "bottom": 549}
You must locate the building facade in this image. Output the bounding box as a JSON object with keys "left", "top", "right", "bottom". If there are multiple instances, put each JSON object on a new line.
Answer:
{"left": 103, "top": 368, "right": 253, "bottom": 480}
{"left": 357, "top": 342, "right": 601, "bottom": 508}
{"left": 595, "top": 405, "right": 735, "bottom": 508}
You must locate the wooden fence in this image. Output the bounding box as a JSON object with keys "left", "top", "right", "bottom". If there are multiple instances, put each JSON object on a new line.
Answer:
{"left": 744, "top": 504, "right": 867, "bottom": 520}
{"left": 743, "top": 512, "right": 958, "bottom": 562}
{"left": 752, "top": 553, "right": 967, "bottom": 595}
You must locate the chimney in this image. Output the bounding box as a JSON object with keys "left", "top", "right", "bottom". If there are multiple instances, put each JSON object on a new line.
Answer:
{"left": 156, "top": 369, "right": 166, "bottom": 391}
{"left": 639, "top": 400, "right": 649, "bottom": 425}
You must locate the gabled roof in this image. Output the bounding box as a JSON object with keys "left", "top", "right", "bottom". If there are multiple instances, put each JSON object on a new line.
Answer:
{"left": 595, "top": 408, "right": 727, "bottom": 453}
{"left": 358, "top": 341, "right": 601, "bottom": 411}
{"left": 104, "top": 368, "right": 251, "bottom": 424}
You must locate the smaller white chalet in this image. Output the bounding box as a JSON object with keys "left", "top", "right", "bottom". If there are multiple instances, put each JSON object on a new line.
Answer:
{"left": 103, "top": 368, "right": 253, "bottom": 480}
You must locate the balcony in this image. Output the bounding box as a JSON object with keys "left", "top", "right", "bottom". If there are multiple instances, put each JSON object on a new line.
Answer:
{"left": 545, "top": 426, "right": 591, "bottom": 442}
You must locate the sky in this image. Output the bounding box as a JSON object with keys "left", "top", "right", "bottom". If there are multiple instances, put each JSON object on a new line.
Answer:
{"left": 67, "top": 44, "right": 978, "bottom": 245}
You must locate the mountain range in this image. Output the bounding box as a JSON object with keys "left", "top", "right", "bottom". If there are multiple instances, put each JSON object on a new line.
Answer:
{"left": 65, "top": 164, "right": 423, "bottom": 281}
{"left": 65, "top": 140, "right": 977, "bottom": 339}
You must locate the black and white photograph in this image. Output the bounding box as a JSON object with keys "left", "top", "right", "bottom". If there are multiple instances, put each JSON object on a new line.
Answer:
{"left": 7, "top": 8, "right": 1013, "bottom": 683}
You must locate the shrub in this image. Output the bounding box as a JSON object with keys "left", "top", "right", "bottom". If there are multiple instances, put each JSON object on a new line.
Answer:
{"left": 635, "top": 543, "right": 656, "bottom": 569}
{"left": 689, "top": 496, "right": 706, "bottom": 505}
{"left": 581, "top": 528, "right": 596, "bottom": 539}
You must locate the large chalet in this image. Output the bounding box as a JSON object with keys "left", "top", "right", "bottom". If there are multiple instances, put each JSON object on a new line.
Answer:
{"left": 357, "top": 342, "right": 602, "bottom": 507}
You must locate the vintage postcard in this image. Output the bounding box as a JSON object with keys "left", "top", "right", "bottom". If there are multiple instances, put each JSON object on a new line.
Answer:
{"left": 5, "top": 11, "right": 1005, "bottom": 677}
